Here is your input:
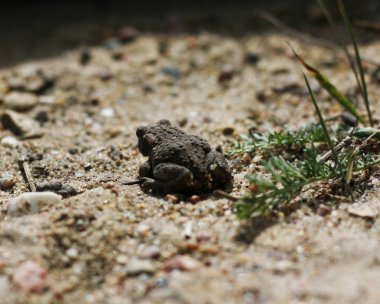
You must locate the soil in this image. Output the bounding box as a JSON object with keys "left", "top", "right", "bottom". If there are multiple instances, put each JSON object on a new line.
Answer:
{"left": 0, "top": 2, "right": 380, "bottom": 303}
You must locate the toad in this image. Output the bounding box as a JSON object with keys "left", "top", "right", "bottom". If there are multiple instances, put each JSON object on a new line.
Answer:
{"left": 134, "top": 119, "right": 232, "bottom": 194}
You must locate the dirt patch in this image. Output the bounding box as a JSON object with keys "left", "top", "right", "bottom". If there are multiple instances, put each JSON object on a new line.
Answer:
{"left": 1, "top": 5, "right": 380, "bottom": 303}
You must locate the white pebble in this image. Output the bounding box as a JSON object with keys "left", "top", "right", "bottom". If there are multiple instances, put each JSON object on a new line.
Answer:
{"left": 100, "top": 107, "right": 115, "bottom": 118}
{"left": 3, "top": 92, "right": 38, "bottom": 111}
{"left": 1, "top": 136, "right": 20, "bottom": 148}
{"left": 8, "top": 192, "right": 62, "bottom": 217}
{"left": 66, "top": 247, "right": 79, "bottom": 258}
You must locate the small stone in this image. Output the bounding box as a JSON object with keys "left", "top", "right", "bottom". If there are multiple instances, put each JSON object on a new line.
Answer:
{"left": 165, "top": 194, "right": 179, "bottom": 204}
{"left": 244, "top": 52, "right": 260, "bottom": 65}
{"left": 12, "top": 260, "right": 48, "bottom": 293}
{"left": 136, "top": 224, "right": 150, "bottom": 237}
{"left": 34, "top": 111, "right": 49, "bottom": 124}
{"left": 189, "top": 195, "right": 201, "bottom": 204}
{"left": 1, "top": 110, "right": 43, "bottom": 138}
{"left": 126, "top": 258, "right": 156, "bottom": 276}
{"left": 218, "top": 66, "right": 235, "bottom": 83}
{"left": 248, "top": 183, "right": 257, "bottom": 193}
{"left": 79, "top": 49, "right": 91, "bottom": 66}
{"left": 8, "top": 192, "right": 62, "bottom": 217}
{"left": 222, "top": 126, "right": 235, "bottom": 136}
{"left": 0, "top": 173, "right": 15, "bottom": 190}
{"left": 84, "top": 163, "right": 92, "bottom": 171}
{"left": 36, "top": 180, "right": 62, "bottom": 192}
{"left": 161, "top": 66, "right": 181, "bottom": 80}
{"left": 66, "top": 247, "right": 78, "bottom": 259}
{"left": 163, "top": 255, "right": 201, "bottom": 272}
{"left": 195, "top": 231, "right": 212, "bottom": 242}
{"left": 348, "top": 204, "right": 378, "bottom": 219}
{"left": 3, "top": 92, "right": 38, "bottom": 111}
{"left": 200, "top": 245, "right": 219, "bottom": 255}
{"left": 140, "top": 246, "right": 161, "bottom": 259}
{"left": 116, "top": 255, "right": 128, "bottom": 264}
{"left": 56, "top": 184, "right": 77, "bottom": 198}
{"left": 1, "top": 136, "right": 20, "bottom": 148}
{"left": 100, "top": 107, "right": 115, "bottom": 118}
{"left": 340, "top": 112, "right": 357, "bottom": 127}
{"left": 317, "top": 204, "right": 331, "bottom": 216}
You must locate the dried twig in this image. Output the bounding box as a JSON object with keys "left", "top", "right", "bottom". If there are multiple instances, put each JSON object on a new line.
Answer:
{"left": 213, "top": 190, "right": 238, "bottom": 202}
{"left": 16, "top": 147, "right": 36, "bottom": 192}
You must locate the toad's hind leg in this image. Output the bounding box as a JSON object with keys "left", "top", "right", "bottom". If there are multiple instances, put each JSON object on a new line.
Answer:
{"left": 142, "top": 163, "right": 194, "bottom": 194}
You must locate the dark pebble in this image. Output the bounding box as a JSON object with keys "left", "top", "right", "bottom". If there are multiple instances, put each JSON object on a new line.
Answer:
{"left": 36, "top": 180, "right": 62, "bottom": 192}
{"left": 84, "top": 163, "right": 92, "bottom": 171}
{"left": 154, "top": 277, "right": 168, "bottom": 288}
{"left": 79, "top": 49, "right": 91, "bottom": 66}
{"left": 68, "top": 148, "right": 78, "bottom": 155}
{"left": 218, "top": 68, "right": 235, "bottom": 83}
{"left": 56, "top": 184, "right": 77, "bottom": 197}
{"left": 161, "top": 66, "right": 181, "bottom": 80}
{"left": 340, "top": 112, "right": 357, "bottom": 127}
{"left": 142, "top": 84, "right": 155, "bottom": 94}
{"left": 244, "top": 52, "right": 260, "bottom": 65}
{"left": 34, "top": 111, "right": 49, "bottom": 124}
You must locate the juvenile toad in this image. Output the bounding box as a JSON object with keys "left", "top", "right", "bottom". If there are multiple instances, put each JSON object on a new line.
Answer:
{"left": 136, "top": 120, "right": 232, "bottom": 194}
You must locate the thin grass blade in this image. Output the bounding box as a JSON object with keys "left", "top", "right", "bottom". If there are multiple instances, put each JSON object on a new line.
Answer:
{"left": 337, "top": 0, "right": 373, "bottom": 126}
{"left": 290, "top": 45, "right": 366, "bottom": 124}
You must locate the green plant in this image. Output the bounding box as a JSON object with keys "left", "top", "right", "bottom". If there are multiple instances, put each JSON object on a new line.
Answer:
{"left": 234, "top": 135, "right": 379, "bottom": 219}
{"left": 228, "top": 124, "right": 327, "bottom": 156}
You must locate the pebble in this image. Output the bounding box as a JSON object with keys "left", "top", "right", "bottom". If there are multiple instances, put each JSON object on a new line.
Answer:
{"left": 218, "top": 66, "right": 235, "bottom": 83}
{"left": 66, "top": 247, "right": 79, "bottom": 259}
{"left": 248, "top": 183, "right": 257, "bottom": 193}
{"left": 84, "top": 163, "right": 92, "bottom": 171}
{"left": 36, "top": 180, "right": 62, "bottom": 192}
{"left": 163, "top": 255, "right": 201, "bottom": 272}
{"left": 165, "top": 194, "right": 179, "bottom": 204}
{"left": 244, "top": 52, "right": 260, "bottom": 65}
{"left": 8, "top": 192, "right": 62, "bottom": 217}
{"left": 126, "top": 258, "right": 156, "bottom": 276}
{"left": 100, "top": 107, "right": 115, "bottom": 118}
{"left": 189, "top": 195, "right": 201, "bottom": 204}
{"left": 1, "top": 110, "right": 43, "bottom": 138}
{"left": 222, "top": 126, "right": 235, "bottom": 136}
{"left": 316, "top": 204, "right": 331, "bottom": 216}
{"left": 56, "top": 184, "right": 77, "bottom": 197}
{"left": 195, "top": 231, "right": 212, "bottom": 242}
{"left": 340, "top": 112, "right": 357, "bottom": 127}
{"left": 161, "top": 66, "right": 181, "bottom": 80}
{"left": 79, "top": 49, "right": 91, "bottom": 66}
{"left": 12, "top": 260, "right": 48, "bottom": 293}
{"left": 348, "top": 204, "right": 378, "bottom": 219}
{"left": 34, "top": 111, "right": 49, "bottom": 124}
{"left": 140, "top": 246, "right": 161, "bottom": 259}
{"left": 0, "top": 136, "right": 20, "bottom": 148}
{"left": 3, "top": 92, "right": 38, "bottom": 111}
{"left": 0, "top": 173, "right": 16, "bottom": 190}
{"left": 116, "top": 255, "right": 128, "bottom": 264}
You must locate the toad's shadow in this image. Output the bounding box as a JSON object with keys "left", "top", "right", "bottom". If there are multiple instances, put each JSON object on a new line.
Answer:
{"left": 234, "top": 215, "right": 277, "bottom": 244}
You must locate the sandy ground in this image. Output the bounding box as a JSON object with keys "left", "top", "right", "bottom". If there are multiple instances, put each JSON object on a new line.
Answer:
{"left": 0, "top": 8, "right": 380, "bottom": 303}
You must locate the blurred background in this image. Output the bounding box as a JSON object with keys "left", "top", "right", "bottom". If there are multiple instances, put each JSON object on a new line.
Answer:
{"left": 0, "top": 0, "right": 379, "bottom": 67}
